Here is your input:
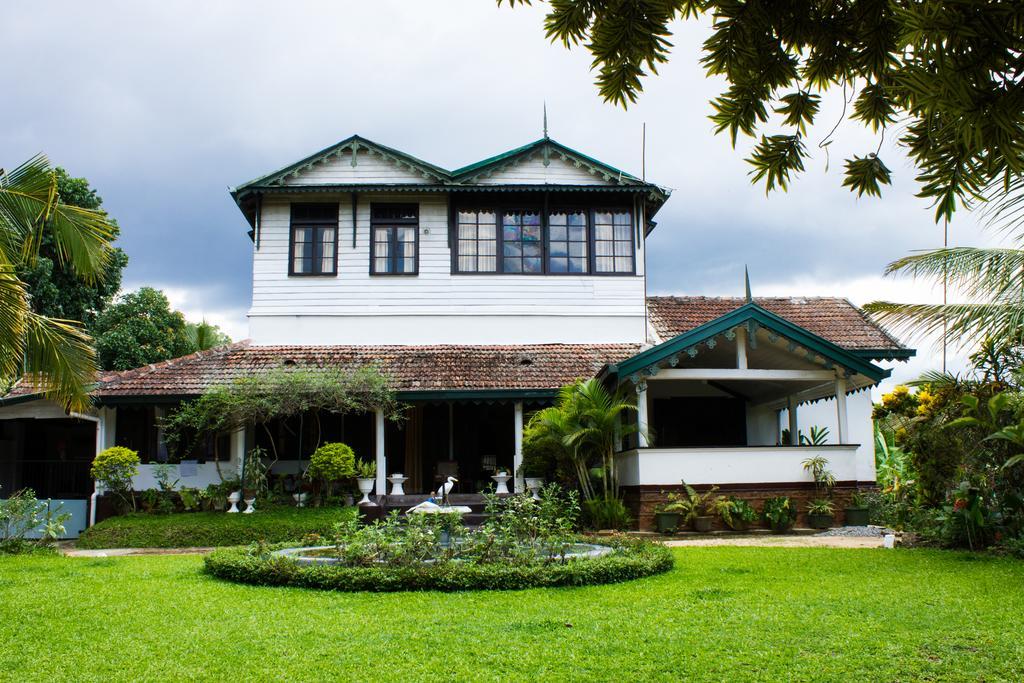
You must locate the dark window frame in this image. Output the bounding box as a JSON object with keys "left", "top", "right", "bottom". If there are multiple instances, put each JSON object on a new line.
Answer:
{"left": 450, "top": 203, "right": 636, "bottom": 276}
{"left": 370, "top": 203, "right": 420, "bottom": 276}
{"left": 288, "top": 203, "right": 339, "bottom": 277}
{"left": 455, "top": 208, "right": 499, "bottom": 273}
{"left": 591, "top": 206, "right": 637, "bottom": 276}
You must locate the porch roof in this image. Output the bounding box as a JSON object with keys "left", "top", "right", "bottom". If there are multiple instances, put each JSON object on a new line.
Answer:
{"left": 610, "top": 302, "right": 892, "bottom": 385}
{"left": 75, "top": 341, "right": 641, "bottom": 403}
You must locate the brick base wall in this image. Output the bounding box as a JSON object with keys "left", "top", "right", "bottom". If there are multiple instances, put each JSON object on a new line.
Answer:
{"left": 622, "top": 482, "right": 875, "bottom": 531}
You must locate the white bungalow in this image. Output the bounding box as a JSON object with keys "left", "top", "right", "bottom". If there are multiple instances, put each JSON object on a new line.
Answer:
{"left": 0, "top": 134, "right": 912, "bottom": 532}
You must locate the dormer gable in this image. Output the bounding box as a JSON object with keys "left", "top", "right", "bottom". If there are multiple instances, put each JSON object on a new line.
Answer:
{"left": 451, "top": 138, "right": 646, "bottom": 187}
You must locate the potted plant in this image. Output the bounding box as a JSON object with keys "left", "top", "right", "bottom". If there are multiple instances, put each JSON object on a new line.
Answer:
{"left": 721, "top": 497, "right": 758, "bottom": 531}
{"left": 652, "top": 492, "right": 685, "bottom": 534}
{"left": 762, "top": 496, "right": 796, "bottom": 532}
{"left": 844, "top": 491, "right": 870, "bottom": 526}
{"left": 806, "top": 499, "right": 836, "bottom": 529}
{"left": 677, "top": 481, "right": 726, "bottom": 532}
{"left": 520, "top": 455, "right": 546, "bottom": 501}
{"left": 802, "top": 455, "right": 836, "bottom": 528}
{"left": 355, "top": 459, "right": 377, "bottom": 505}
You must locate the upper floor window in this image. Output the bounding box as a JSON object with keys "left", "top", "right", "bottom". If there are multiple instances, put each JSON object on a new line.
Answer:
{"left": 371, "top": 204, "right": 418, "bottom": 275}
{"left": 593, "top": 210, "right": 634, "bottom": 274}
{"left": 451, "top": 206, "right": 634, "bottom": 275}
{"left": 502, "top": 210, "right": 543, "bottom": 273}
{"left": 548, "top": 209, "right": 589, "bottom": 273}
{"left": 457, "top": 210, "right": 497, "bottom": 272}
{"left": 290, "top": 204, "right": 338, "bottom": 276}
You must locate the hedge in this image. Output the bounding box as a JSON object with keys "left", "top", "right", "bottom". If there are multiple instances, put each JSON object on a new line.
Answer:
{"left": 204, "top": 538, "right": 674, "bottom": 592}
{"left": 76, "top": 506, "right": 356, "bottom": 549}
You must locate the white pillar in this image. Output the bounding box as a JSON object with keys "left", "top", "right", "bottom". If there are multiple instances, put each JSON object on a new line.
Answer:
{"left": 374, "top": 409, "right": 386, "bottom": 496}
{"left": 448, "top": 403, "right": 454, "bottom": 460}
{"left": 835, "top": 376, "right": 849, "bottom": 444}
{"left": 230, "top": 426, "right": 246, "bottom": 474}
{"left": 636, "top": 381, "right": 649, "bottom": 448}
{"left": 787, "top": 395, "right": 799, "bottom": 446}
{"left": 736, "top": 327, "right": 748, "bottom": 369}
{"left": 513, "top": 401, "right": 524, "bottom": 493}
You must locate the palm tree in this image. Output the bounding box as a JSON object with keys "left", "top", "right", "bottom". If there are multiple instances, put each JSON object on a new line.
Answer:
{"left": 185, "top": 320, "right": 231, "bottom": 351}
{"left": 1, "top": 155, "right": 116, "bottom": 411}
{"left": 864, "top": 178, "right": 1024, "bottom": 349}
{"left": 527, "top": 379, "right": 642, "bottom": 501}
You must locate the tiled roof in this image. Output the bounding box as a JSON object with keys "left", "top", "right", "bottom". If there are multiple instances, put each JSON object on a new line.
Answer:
{"left": 89, "top": 341, "right": 641, "bottom": 398}
{"left": 646, "top": 296, "right": 906, "bottom": 352}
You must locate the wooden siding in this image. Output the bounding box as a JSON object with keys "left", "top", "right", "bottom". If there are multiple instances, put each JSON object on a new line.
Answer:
{"left": 282, "top": 148, "right": 432, "bottom": 185}
{"left": 473, "top": 155, "right": 620, "bottom": 185}
{"left": 251, "top": 194, "right": 646, "bottom": 320}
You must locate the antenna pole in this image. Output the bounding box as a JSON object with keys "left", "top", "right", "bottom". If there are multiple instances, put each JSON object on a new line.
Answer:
{"left": 641, "top": 123, "right": 646, "bottom": 181}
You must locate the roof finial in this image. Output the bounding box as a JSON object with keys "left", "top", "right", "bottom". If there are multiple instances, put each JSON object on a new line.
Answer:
{"left": 744, "top": 265, "right": 752, "bottom": 303}
{"left": 543, "top": 102, "right": 548, "bottom": 139}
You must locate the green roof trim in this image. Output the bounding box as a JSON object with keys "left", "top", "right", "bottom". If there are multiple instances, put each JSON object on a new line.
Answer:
{"left": 450, "top": 138, "right": 645, "bottom": 185}
{"left": 397, "top": 389, "right": 557, "bottom": 401}
{"left": 231, "top": 135, "right": 452, "bottom": 195}
{"left": 0, "top": 392, "right": 44, "bottom": 408}
{"left": 615, "top": 303, "right": 891, "bottom": 383}
{"left": 850, "top": 348, "right": 916, "bottom": 361}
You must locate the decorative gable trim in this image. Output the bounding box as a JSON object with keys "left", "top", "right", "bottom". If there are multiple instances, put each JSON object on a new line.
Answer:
{"left": 612, "top": 303, "right": 891, "bottom": 383}
{"left": 450, "top": 138, "right": 646, "bottom": 187}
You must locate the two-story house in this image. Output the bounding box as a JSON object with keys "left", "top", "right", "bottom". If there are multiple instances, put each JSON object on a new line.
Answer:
{"left": 0, "top": 134, "right": 913, "bottom": 532}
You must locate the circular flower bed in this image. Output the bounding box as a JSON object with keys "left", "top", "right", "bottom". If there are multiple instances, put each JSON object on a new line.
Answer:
{"left": 204, "top": 536, "right": 673, "bottom": 592}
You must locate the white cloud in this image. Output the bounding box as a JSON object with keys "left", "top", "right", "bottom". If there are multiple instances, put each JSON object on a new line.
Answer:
{"left": 121, "top": 282, "right": 249, "bottom": 343}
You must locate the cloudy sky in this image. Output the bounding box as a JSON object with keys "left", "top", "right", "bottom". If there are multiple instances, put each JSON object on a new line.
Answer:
{"left": 2, "top": 1, "right": 991, "bottom": 389}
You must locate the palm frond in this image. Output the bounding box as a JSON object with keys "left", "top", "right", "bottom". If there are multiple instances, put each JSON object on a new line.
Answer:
{"left": 21, "top": 312, "right": 97, "bottom": 413}
{"left": 864, "top": 300, "right": 1024, "bottom": 349}
{"left": 883, "top": 247, "right": 1024, "bottom": 302}
{"left": 0, "top": 263, "right": 28, "bottom": 379}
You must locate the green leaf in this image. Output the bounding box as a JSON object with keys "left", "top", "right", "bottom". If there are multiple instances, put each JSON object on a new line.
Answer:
{"left": 746, "top": 134, "right": 807, "bottom": 193}
{"left": 774, "top": 91, "right": 821, "bottom": 135}
{"left": 842, "top": 154, "right": 892, "bottom": 197}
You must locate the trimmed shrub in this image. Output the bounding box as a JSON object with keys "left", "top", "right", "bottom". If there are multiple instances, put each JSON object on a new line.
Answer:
{"left": 306, "top": 442, "right": 356, "bottom": 495}
{"left": 76, "top": 506, "right": 356, "bottom": 549}
{"left": 90, "top": 447, "right": 140, "bottom": 511}
{"left": 204, "top": 537, "right": 673, "bottom": 592}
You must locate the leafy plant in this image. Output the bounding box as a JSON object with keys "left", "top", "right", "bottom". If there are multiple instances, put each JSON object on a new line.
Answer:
{"left": 802, "top": 455, "right": 836, "bottom": 497}
{"left": 807, "top": 499, "right": 835, "bottom": 515}
{"left": 306, "top": 442, "right": 357, "bottom": 497}
{"left": 0, "top": 488, "right": 70, "bottom": 552}
{"left": 762, "top": 496, "right": 797, "bottom": 532}
{"left": 721, "top": 498, "right": 757, "bottom": 530}
{"left": 581, "top": 497, "right": 631, "bottom": 531}
{"left": 90, "top": 446, "right": 140, "bottom": 512}
{"left": 355, "top": 459, "right": 376, "bottom": 480}
{"left": 674, "top": 482, "right": 728, "bottom": 525}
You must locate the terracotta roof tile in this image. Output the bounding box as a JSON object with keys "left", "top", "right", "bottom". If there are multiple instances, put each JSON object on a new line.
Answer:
{"left": 646, "top": 296, "right": 905, "bottom": 351}
{"left": 90, "top": 341, "right": 641, "bottom": 397}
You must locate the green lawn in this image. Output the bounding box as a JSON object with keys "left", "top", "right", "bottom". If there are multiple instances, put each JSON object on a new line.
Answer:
{"left": 2, "top": 547, "right": 1022, "bottom": 681}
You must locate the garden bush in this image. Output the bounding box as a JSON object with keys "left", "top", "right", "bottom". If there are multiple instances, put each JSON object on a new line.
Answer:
{"left": 204, "top": 536, "right": 673, "bottom": 592}
{"left": 90, "top": 446, "right": 140, "bottom": 512}
{"left": 76, "top": 505, "right": 356, "bottom": 549}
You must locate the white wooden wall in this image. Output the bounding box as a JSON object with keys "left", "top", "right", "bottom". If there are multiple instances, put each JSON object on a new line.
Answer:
{"left": 472, "top": 155, "right": 620, "bottom": 185}
{"left": 249, "top": 193, "right": 649, "bottom": 344}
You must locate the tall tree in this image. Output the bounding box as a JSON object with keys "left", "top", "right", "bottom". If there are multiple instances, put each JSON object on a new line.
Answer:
{"left": 0, "top": 155, "right": 117, "bottom": 410}
{"left": 185, "top": 320, "right": 232, "bottom": 352}
{"left": 501, "top": 1, "right": 1024, "bottom": 223}
{"left": 92, "top": 287, "right": 197, "bottom": 371}
{"left": 17, "top": 168, "right": 128, "bottom": 329}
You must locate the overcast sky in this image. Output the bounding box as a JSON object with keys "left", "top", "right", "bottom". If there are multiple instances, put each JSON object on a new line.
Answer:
{"left": 2, "top": 1, "right": 992, "bottom": 390}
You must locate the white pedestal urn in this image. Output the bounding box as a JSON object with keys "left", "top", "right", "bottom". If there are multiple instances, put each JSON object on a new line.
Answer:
{"left": 491, "top": 471, "right": 512, "bottom": 495}
{"left": 227, "top": 490, "right": 241, "bottom": 513}
{"left": 525, "top": 477, "right": 544, "bottom": 500}
{"left": 292, "top": 492, "right": 309, "bottom": 508}
{"left": 243, "top": 497, "right": 256, "bottom": 514}
{"left": 356, "top": 477, "right": 376, "bottom": 506}
{"left": 388, "top": 474, "right": 408, "bottom": 496}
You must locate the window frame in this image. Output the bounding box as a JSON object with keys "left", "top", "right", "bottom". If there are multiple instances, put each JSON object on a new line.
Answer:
{"left": 450, "top": 202, "right": 637, "bottom": 276}
{"left": 369, "top": 203, "right": 420, "bottom": 276}
{"left": 288, "top": 203, "right": 339, "bottom": 277}
{"left": 454, "top": 208, "right": 499, "bottom": 274}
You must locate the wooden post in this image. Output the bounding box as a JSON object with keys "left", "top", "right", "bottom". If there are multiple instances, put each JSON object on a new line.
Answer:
{"left": 736, "top": 327, "right": 748, "bottom": 369}
{"left": 787, "top": 396, "right": 799, "bottom": 446}
{"left": 834, "top": 376, "right": 848, "bottom": 444}
{"left": 637, "top": 382, "right": 649, "bottom": 448}
{"left": 374, "top": 409, "right": 386, "bottom": 496}
{"left": 513, "top": 401, "right": 524, "bottom": 493}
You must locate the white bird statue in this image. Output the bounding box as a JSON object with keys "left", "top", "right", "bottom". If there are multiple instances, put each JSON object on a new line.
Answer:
{"left": 437, "top": 476, "right": 457, "bottom": 506}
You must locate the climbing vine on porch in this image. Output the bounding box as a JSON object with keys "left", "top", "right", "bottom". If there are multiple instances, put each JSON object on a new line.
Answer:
{"left": 160, "top": 366, "right": 404, "bottom": 471}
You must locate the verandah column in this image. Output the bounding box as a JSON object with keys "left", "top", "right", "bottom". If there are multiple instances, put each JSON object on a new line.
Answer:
{"left": 636, "top": 381, "right": 649, "bottom": 448}
{"left": 787, "top": 396, "right": 799, "bottom": 445}
{"left": 374, "top": 409, "right": 386, "bottom": 496}
{"left": 513, "top": 401, "right": 524, "bottom": 493}
{"left": 834, "top": 375, "right": 849, "bottom": 444}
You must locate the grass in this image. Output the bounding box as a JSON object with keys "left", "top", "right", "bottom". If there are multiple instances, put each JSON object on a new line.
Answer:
{"left": 2, "top": 548, "right": 1023, "bottom": 681}
{"left": 76, "top": 506, "right": 356, "bottom": 548}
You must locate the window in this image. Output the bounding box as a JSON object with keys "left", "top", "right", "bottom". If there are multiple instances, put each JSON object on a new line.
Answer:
{"left": 593, "top": 210, "right": 634, "bottom": 273}
{"left": 289, "top": 204, "right": 338, "bottom": 275}
{"left": 502, "top": 210, "right": 543, "bottom": 273}
{"left": 457, "top": 210, "right": 497, "bottom": 272}
{"left": 371, "top": 204, "right": 418, "bottom": 275}
{"left": 548, "top": 209, "right": 589, "bottom": 273}
{"left": 451, "top": 205, "right": 634, "bottom": 275}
